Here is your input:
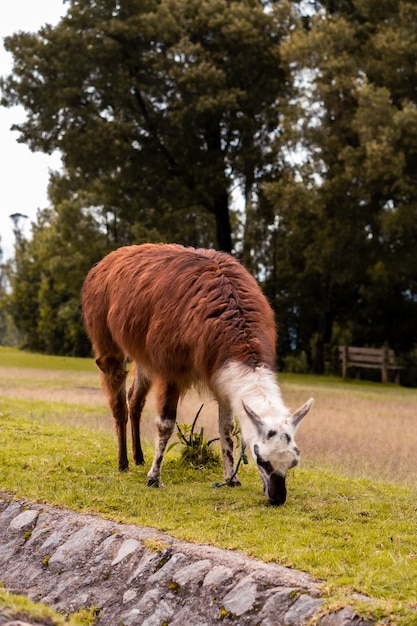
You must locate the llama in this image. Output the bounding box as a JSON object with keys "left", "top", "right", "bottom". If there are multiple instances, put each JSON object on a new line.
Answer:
{"left": 81, "top": 243, "right": 313, "bottom": 505}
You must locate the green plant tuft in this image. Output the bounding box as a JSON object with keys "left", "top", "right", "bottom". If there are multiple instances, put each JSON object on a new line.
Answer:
{"left": 167, "top": 405, "right": 220, "bottom": 469}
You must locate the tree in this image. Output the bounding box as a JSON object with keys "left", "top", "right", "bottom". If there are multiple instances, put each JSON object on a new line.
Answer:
{"left": 1, "top": 0, "right": 294, "bottom": 252}
{"left": 6, "top": 199, "right": 109, "bottom": 355}
{"left": 4, "top": 0, "right": 417, "bottom": 374}
{"left": 262, "top": 6, "right": 370, "bottom": 371}
{"left": 0, "top": 237, "right": 12, "bottom": 346}
{"left": 263, "top": 0, "right": 417, "bottom": 373}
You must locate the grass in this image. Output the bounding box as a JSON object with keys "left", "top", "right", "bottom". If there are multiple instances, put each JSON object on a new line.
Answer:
{"left": 279, "top": 373, "right": 417, "bottom": 485}
{"left": 0, "top": 587, "right": 99, "bottom": 625}
{"left": 0, "top": 346, "right": 96, "bottom": 372}
{"left": 1, "top": 347, "right": 417, "bottom": 624}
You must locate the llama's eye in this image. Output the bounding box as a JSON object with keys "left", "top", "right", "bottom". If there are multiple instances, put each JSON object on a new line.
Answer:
{"left": 257, "top": 456, "right": 274, "bottom": 474}
{"left": 267, "top": 429, "right": 277, "bottom": 439}
{"left": 282, "top": 433, "right": 291, "bottom": 445}
{"left": 254, "top": 444, "right": 273, "bottom": 474}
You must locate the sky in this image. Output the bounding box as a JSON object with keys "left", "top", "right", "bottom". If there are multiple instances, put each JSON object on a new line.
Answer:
{"left": 0, "top": 1, "right": 66, "bottom": 260}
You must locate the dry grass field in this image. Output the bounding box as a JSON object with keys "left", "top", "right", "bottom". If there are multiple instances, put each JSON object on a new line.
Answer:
{"left": 1, "top": 362, "right": 416, "bottom": 486}
{"left": 283, "top": 379, "right": 417, "bottom": 485}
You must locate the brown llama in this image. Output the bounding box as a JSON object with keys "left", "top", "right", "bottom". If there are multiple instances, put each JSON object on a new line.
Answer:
{"left": 81, "top": 243, "right": 313, "bottom": 505}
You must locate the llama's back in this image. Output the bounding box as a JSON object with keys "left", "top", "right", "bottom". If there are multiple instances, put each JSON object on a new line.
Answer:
{"left": 82, "top": 244, "right": 276, "bottom": 388}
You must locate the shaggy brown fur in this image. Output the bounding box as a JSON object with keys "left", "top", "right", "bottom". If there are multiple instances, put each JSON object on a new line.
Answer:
{"left": 81, "top": 243, "right": 277, "bottom": 481}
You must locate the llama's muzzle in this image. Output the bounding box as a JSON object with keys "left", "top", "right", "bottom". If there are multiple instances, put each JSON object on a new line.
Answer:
{"left": 266, "top": 473, "right": 287, "bottom": 506}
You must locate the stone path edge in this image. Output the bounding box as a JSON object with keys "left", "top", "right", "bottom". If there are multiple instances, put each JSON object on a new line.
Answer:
{"left": 0, "top": 495, "right": 374, "bottom": 626}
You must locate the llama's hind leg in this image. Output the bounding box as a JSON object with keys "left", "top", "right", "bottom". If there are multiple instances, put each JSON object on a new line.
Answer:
{"left": 219, "top": 402, "right": 241, "bottom": 486}
{"left": 147, "top": 380, "right": 179, "bottom": 487}
{"left": 96, "top": 355, "right": 129, "bottom": 471}
{"left": 127, "top": 365, "right": 151, "bottom": 466}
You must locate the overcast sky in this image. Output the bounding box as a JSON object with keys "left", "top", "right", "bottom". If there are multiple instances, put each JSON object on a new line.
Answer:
{"left": 0, "top": 1, "right": 66, "bottom": 260}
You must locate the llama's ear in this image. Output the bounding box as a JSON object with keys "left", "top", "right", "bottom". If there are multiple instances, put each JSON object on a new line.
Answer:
{"left": 290, "top": 398, "right": 314, "bottom": 430}
{"left": 242, "top": 401, "right": 264, "bottom": 436}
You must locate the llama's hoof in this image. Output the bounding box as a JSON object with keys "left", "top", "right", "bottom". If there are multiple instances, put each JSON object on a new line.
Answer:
{"left": 134, "top": 449, "right": 145, "bottom": 465}
{"left": 147, "top": 478, "right": 159, "bottom": 488}
{"left": 119, "top": 463, "right": 129, "bottom": 472}
{"left": 228, "top": 477, "right": 241, "bottom": 487}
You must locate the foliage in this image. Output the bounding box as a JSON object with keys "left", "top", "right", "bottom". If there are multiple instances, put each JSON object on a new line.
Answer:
{"left": 1, "top": 0, "right": 294, "bottom": 253}
{"left": 283, "top": 350, "right": 309, "bottom": 374}
{"left": 0, "top": 245, "right": 19, "bottom": 347}
{"left": 263, "top": 0, "right": 417, "bottom": 374}
{"left": 168, "top": 404, "right": 220, "bottom": 468}
{"left": 4, "top": 199, "right": 109, "bottom": 356}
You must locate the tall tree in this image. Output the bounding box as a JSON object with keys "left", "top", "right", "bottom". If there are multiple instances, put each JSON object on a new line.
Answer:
{"left": 264, "top": 0, "right": 417, "bottom": 373}
{"left": 264, "top": 6, "right": 369, "bottom": 371}
{"left": 1, "top": 0, "right": 293, "bottom": 252}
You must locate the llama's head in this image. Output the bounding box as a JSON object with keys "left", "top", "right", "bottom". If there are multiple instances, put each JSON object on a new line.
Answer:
{"left": 242, "top": 398, "right": 313, "bottom": 506}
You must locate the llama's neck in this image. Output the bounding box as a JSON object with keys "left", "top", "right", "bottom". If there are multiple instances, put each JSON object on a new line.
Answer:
{"left": 213, "top": 360, "right": 290, "bottom": 442}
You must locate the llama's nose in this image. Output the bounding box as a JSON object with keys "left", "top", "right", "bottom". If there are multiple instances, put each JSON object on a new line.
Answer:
{"left": 267, "top": 474, "right": 287, "bottom": 506}
{"left": 269, "top": 491, "right": 287, "bottom": 506}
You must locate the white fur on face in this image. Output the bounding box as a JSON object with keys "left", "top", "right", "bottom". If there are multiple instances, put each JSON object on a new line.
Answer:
{"left": 213, "top": 360, "right": 311, "bottom": 481}
{"left": 252, "top": 430, "right": 300, "bottom": 477}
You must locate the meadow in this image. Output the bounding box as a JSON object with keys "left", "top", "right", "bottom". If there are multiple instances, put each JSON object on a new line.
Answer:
{"left": 0, "top": 346, "right": 417, "bottom": 624}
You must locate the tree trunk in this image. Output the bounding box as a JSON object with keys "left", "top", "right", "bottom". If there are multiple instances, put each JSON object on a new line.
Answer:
{"left": 213, "top": 191, "right": 232, "bottom": 253}
{"left": 241, "top": 174, "right": 256, "bottom": 270}
{"left": 312, "top": 288, "right": 334, "bottom": 374}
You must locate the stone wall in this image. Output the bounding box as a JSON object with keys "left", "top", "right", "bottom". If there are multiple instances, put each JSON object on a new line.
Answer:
{"left": 0, "top": 497, "right": 371, "bottom": 625}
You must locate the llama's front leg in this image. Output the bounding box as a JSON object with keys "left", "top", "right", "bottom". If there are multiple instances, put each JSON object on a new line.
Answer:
{"left": 219, "top": 403, "right": 241, "bottom": 486}
{"left": 127, "top": 366, "right": 151, "bottom": 466}
{"left": 147, "top": 381, "right": 179, "bottom": 487}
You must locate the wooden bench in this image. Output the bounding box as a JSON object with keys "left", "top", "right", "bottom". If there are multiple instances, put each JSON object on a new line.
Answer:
{"left": 339, "top": 346, "right": 404, "bottom": 384}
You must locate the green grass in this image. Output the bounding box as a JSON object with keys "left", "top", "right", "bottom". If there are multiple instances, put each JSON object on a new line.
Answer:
{"left": 0, "top": 346, "right": 96, "bottom": 372}
{"left": 0, "top": 587, "right": 99, "bottom": 625}
{"left": 1, "top": 398, "right": 417, "bottom": 624}
{"left": 1, "top": 348, "right": 417, "bottom": 624}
